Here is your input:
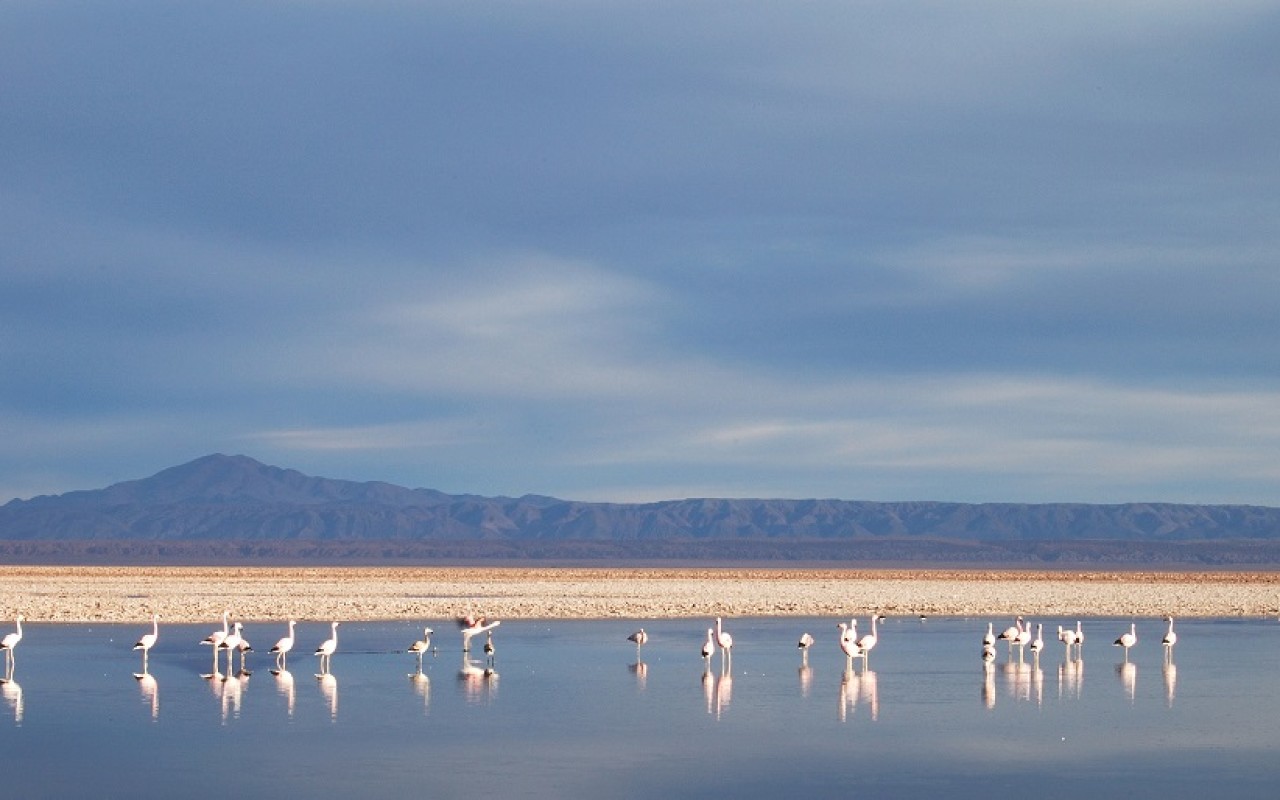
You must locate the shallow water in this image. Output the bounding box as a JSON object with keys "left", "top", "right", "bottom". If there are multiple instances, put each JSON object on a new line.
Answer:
{"left": 1, "top": 617, "right": 1277, "bottom": 798}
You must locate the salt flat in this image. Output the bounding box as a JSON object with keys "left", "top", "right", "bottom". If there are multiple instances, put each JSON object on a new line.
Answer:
{"left": 2, "top": 566, "right": 1277, "bottom": 623}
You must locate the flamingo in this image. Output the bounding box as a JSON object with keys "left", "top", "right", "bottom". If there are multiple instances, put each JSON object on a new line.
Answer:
{"left": 220, "top": 622, "right": 246, "bottom": 676}
{"left": 1013, "top": 618, "right": 1033, "bottom": 659}
{"left": 1, "top": 615, "right": 24, "bottom": 675}
{"left": 315, "top": 621, "right": 339, "bottom": 676}
{"left": 483, "top": 630, "right": 496, "bottom": 667}
{"left": 201, "top": 610, "right": 231, "bottom": 677}
{"left": 133, "top": 613, "right": 159, "bottom": 674}
{"left": 627, "top": 629, "right": 648, "bottom": 653}
{"left": 1029, "top": 623, "right": 1044, "bottom": 660}
{"left": 270, "top": 620, "right": 296, "bottom": 672}
{"left": 997, "top": 616, "right": 1023, "bottom": 653}
{"left": 408, "top": 627, "right": 434, "bottom": 672}
{"left": 1113, "top": 622, "right": 1137, "bottom": 660}
{"left": 982, "top": 622, "right": 996, "bottom": 647}
{"left": 797, "top": 632, "right": 815, "bottom": 664}
{"left": 837, "top": 622, "right": 859, "bottom": 670}
{"left": 701, "top": 628, "right": 716, "bottom": 667}
{"left": 1075, "top": 620, "right": 1085, "bottom": 651}
{"left": 1058, "top": 624, "right": 1079, "bottom": 650}
{"left": 1162, "top": 616, "right": 1177, "bottom": 654}
{"left": 855, "top": 614, "right": 881, "bottom": 660}
{"left": 981, "top": 642, "right": 997, "bottom": 663}
{"left": 714, "top": 617, "right": 733, "bottom": 667}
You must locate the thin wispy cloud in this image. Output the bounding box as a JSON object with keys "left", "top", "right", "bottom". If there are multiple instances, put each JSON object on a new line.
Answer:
{"left": 1, "top": 2, "right": 1277, "bottom": 506}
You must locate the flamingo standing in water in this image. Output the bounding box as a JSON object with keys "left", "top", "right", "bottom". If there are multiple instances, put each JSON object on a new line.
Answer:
{"left": 270, "top": 620, "right": 296, "bottom": 672}
{"left": 837, "top": 622, "right": 859, "bottom": 670}
{"left": 1013, "top": 618, "right": 1033, "bottom": 660}
{"left": 997, "top": 616, "right": 1023, "bottom": 654}
{"left": 133, "top": 613, "right": 159, "bottom": 674}
{"left": 1029, "top": 623, "right": 1044, "bottom": 661}
{"left": 797, "top": 632, "right": 815, "bottom": 664}
{"left": 856, "top": 614, "right": 882, "bottom": 661}
{"left": 220, "top": 622, "right": 246, "bottom": 676}
{"left": 1162, "top": 616, "right": 1177, "bottom": 656}
{"left": 315, "top": 621, "right": 339, "bottom": 676}
{"left": 701, "top": 629, "right": 716, "bottom": 667}
{"left": 1114, "top": 622, "right": 1137, "bottom": 660}
{"left": 201, "top": 610, "right": 231, "bottom": 677}
{"left": 983, "top": 622, "right": 996, "bottom": 648}
{"left": 408, "top": 627, "right": 434, "bottom": 672}
{"left": 627, "top": 629, "right": 648, "bottom": 654}
{"left": 714, "top": 617, "right": 733, "bottom": 668}
{"left": 1, "top": 615, "right": 24, "bottom": 676}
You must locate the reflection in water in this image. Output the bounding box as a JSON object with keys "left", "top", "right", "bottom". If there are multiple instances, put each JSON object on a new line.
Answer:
{"left": 1163, "top": 661, "right": 1177, "bottom": 707}
{"left": 1058, "top": 657, "right": 1084, "bottom": 701}
{"left": 274, "top": 669, "right": 296, "bottom": 718}
{"left": 713, "top": 671, "right": 732, "bottom": 720}
{"left": 458, "top": 652, "right": 497, "bottom": 705}
{"left": 798, "top": 664, "right": 813, "bottom": 698}
{"left": 409, "top": 670, "right": 430, "bottom": 714}
{"left": 318, "top": 673, "right": 338, "bottom": 721}
{"left": 2, "top": 679, "right": 21, "bottom": 724}
{"left": 1001, "top": 660, "right": 1032, "bottom": 703}
{"left": 982, "top": 663, "right": 996, "bottom": 710}
{"left": 136, "top": 673, "right": 159, "bottom": 721}
{"left": 703, "top": 668, "right": 714, "bottom": 715}
{"left": 838, "top": 667, "right": 878, "bottom": 722}
{"left": 218, "top": 673, "right": 245, "bottom": 724}
{"left": 1117, "top": 661, "right": 1137, "bottom": 704}
{"left": 629, "top": 660, "right": 648, "bottom": 691}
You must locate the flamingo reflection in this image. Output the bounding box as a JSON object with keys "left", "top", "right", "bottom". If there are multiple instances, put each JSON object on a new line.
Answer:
{"left": 275, "top": 668, "right": 296, "bottom": 718}
{"left": 1117, "top": 661, "right": 1137, "bottom": 704}
{"left": 838, "top": 666, "right": 879, "bottom": 721}
{"left": 629, "top": 659, "right": 648, "bottom": 691}
{"left": 798, "top": 662, "right": 813, "bottom": 698}
{"left": 1163, "top": 660, "right": 1177, "bottom": 707}
{"left": 458, "top": 651, "right": 497, "bottom": 704}
{"left": 137, "top": 672, "right": 159, "bottom": 721}
{"left": 318, "top": 672, "right": 338, "bottom": 721}
{"left": 409, "top": 669, "right": 430, "bottom": 714}
{"left": 1058, "top": 656, "right": 1085, "bottom": 701}
{"left": 981, "top": 662, "right": 996, "bottom": 710}
{"left": 217, "top": 672, "right": 245, "bottom": 724}
{"left": 2, "top": 679, "right": 22, "bottom": 723}
{"left": 1001, "top": 659, "right": 1032, "bottom": 703}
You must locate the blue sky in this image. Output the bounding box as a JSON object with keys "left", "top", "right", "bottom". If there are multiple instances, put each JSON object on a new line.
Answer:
{"left": 3, "top": 2, "right": 1278, "bottom": 505}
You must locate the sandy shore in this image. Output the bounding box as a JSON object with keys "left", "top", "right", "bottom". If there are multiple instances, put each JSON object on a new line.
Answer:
{"left": 1, "top": 566, "right": 1278, "bottom": 623}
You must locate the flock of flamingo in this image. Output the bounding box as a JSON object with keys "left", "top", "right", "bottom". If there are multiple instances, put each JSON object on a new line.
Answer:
{"left": 0, "top": 610, "right": 1181, "bottom": 688}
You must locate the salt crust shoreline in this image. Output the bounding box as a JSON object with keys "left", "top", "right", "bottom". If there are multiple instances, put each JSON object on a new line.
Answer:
{"left": 2, "top": 566, "right": 1278, "bottom": 623}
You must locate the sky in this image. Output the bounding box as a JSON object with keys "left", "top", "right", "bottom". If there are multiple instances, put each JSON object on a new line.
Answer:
{"left": 2, "top": 2, "right": 1279, "bottom": 506}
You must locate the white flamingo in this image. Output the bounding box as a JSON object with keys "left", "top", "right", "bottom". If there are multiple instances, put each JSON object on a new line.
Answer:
{"left": 408, "top": 626, "right": 434, "bottom": 672}
{"left": 701, "top": 628, "right": 716, "bottom": 667}
{"left": 1, "top": 615, "right": 24, "bottom": 675}
{"left": 982, "top": 622, "right": 996, "bottom": 647}
{"left": 997, "top": 616, "right": 1023, "bottom": 653}
{"left": 1013, "top": 618, "right": 1033, "bottom": 659}
{"left": 1058, "top": 624, "right": 1079, "bottom": 651}
{"left": 315, "top": 621, "right": 339, "bottom": 675}
{"left": 270, "top": 620, "right": 296, "bottom": 672}
{"left": 837, "top": 622, "right": 859, "bottom": 670}
{"left": 1029, "top": 623, "right": 1044, "bottom": 660}
{"left": 201, "top": 610, "right": 231, "bottom": 677}
{"left": 133, "top": 613, "right": 159, "bottom": 674}
{"left": 483, "top": 630, "right": 496, "bottom": 667}
{"left": 627, "top": 628, "right": 648, "bottom": 653}
{"left": 220, "top": 622, "right": 246, "bottom": 676}
{"left": 856, "top": 614, "right": 881, "bottom": 660}
{"left": 1075, "top": 620, "right": 1085, "bottom": 652}
{"left": 797, "top": 632, "right": 815, "bottom": 664}
{"left": 1114, "top": 622, "right": 1137, "bottom": 660}
{"left": 714, "top": 617, "right": 733, "bottom": 667}
{"left": 1162, "top": 616, "right": 1177, "bottom": 654}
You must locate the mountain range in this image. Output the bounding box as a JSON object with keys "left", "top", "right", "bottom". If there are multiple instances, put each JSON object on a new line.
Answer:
{"left": 2, "top": 454, "right": 1279, "bottom": 564}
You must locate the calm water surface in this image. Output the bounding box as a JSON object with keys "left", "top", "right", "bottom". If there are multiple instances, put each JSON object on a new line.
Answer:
{"left": 1, "top": 617, "right": 1277, "bottom": 798}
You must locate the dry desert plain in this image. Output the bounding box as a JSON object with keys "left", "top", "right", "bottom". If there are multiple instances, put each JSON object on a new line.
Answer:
{"left": 1, "top": 566, "right": 1278, "bottom": 623}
